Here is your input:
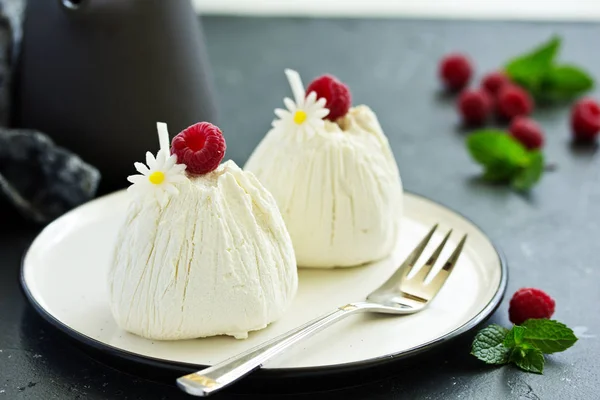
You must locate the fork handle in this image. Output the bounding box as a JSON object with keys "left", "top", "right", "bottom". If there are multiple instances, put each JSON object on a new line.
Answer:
{"left": 177, "top": 302, "right": 371, "bottom": 397}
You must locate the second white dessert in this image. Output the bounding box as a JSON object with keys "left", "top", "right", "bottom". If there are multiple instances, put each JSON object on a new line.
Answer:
{"left": 245, "top": 71, "right": 403, "bottom": 268}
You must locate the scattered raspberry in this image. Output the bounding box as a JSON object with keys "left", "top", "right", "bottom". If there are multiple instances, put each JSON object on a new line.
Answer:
{"left": 497, "top": 85, "right": 533, "bottom": 120}
{"left": 171, "top": 122, "right": 226, "bottom": 175}
{"left": 509, "top": 288, "right": 555, "bottom": 325}
{"left": 458, "top": 89, "right": 492, "bottom": 126}
{"left": 571, "top": 98, "right": 600, "bottom": 141}
{"left": 306, "top": 75, "right": 351, "bottom": 121}
{"left": 439, "top": 54, "right": 473, "bottom": 91}
{"left": 481, "top": 71, "right": 511, "bottom": 96}
{"left": 509, "top": 117, "right": 544, "bottom": 150}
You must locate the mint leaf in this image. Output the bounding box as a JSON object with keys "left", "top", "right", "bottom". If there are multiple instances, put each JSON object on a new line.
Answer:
{"left": 504, "top": 36, "right": 594, "bottom": 100}
{"left": 471, "top": 320, "right": 577, "bottom": 374}
{"left": 540, "top": 64, "right": 594, "bottom": 100}
{"left": 510, "top": 346, "right": 545, "bottom": 374}
{"left": 467, "top": 131, "right": 530, "bottom": 171}
{"left": 467, "top": 132, "right": 545, "bottom": 190}
{"left": 512, "top": 151, "right": 544, "bottom": 191}
{"left": 471, "top": 324, "right": 510, "bottom": 364}
{"left": 505, "top": 36, "right": 561, "bottom": 92}
{"left": 482, "top": 162, "right": 519, "bottom": 182}
{"left": 504, "top": 326, "right": 527, "bottom": 348}
{"left": 520, "top": 319, "right": 578, "bottom": 354}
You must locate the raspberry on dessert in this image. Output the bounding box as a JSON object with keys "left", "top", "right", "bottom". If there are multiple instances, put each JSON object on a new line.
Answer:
{"left": 509, "top": 116, "right": 544, "bottom": 150}
{"left": 497, "top": 85, "right": 533, "bottom": 120}
{"left": 171, "top": 122, "right": 226, "bottom": 175}
{"left": 439, "top": 54, "right": 473, "bottom": 91}
{"left": 509, "top": 288, "right": 555, "bottom": 325}
{"left": 458, "top": 89, "right": 492, "bottom": 126}
{"left": 571, "top": 98, "right": 600, "bottom": 141}
{"left": 306, "top": 74, "right": 352, "bottom": 121}
{"left": 481, "top": 71, "right": 511, "bottom": 96}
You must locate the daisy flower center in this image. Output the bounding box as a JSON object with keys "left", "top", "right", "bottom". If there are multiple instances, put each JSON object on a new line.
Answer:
{"left": 293, "top": 110, "right": 307, "bottom": 125}
{"left": 148, "top": 171, "right": 166, "bottom": 185}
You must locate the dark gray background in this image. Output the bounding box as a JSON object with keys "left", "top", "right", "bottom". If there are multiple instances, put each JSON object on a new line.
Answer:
{"left": 1, "top": 16, "right": 599, "bottom": 399}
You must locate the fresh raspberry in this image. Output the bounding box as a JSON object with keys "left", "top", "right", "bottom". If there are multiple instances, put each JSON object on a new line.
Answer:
{"left": 306, "top": 75, "right": 352, "bottom": 121}
{"left": 497, "top": 85, "right": 533, "bottom": 120}
{"left": 571, "top": 98, "right": 600, "bottom": 141}
{"left": 481, "top": 71, "right": 511, "bottom": 96}
{"left": 509, "top": 288, "right": 555, "bottom": 325}
{"left": 171, "top": 122, "right": 226, "bottom": 175}
{"left": 458, "top": 89, "right": 492, "bottom": 126}
{"left": 509, "top": 117, "right": 544, "bottom": 150}
{"left": 439, "top": 54, "right": 472, "bottom": 91}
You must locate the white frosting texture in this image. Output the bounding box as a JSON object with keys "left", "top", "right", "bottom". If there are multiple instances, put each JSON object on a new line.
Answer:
{"left": 245, "top": 105, "right": 403, "bottom": 268}
{"left": 109, "top": 160, "right": 298, "bottom": 340}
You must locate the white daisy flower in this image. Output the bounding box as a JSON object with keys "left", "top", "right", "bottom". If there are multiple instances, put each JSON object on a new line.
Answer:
{"left": 272, "top": 69, "right": 330, "bottom": 136}
{"left": 127, "top": 123, "right": 188, "bottom": 207}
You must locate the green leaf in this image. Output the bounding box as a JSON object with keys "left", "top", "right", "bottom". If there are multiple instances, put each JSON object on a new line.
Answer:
{"left": 510, "top": 346, "right": 545, "bottom": 374}
{"left": 505, "top": 36, "right": 561, "bottom": 92}
{"left": 467, "top": 131, "right": 530, "bottom": 171}
{"left": 504, "top": 326, "right": 527, "bottom": 348}
{"left": 512, "top": 151, "right": 544, "bottom": 191}
{"left": 540, "top": 64, "right": 594, "bottom": 100}
{"left": 520, "top": 319, "right": 579, "bottom": 354}
{"left": 482, "top": 163, "right": 518, "bottom": 182}
{"left": 471, "top": 324, "right": 511, "bottom": 365}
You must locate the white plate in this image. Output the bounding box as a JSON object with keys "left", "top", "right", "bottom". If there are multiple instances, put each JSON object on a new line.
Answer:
{"left": 21, "top": 191, "right": 506, "bottom": 374}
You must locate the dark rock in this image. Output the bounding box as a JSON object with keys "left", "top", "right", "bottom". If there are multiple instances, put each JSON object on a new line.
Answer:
{"left": 0, "top": 128, "right": 100, "bottom": 223}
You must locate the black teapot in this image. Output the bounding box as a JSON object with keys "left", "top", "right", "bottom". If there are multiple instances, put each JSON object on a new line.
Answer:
{"left": 14, "top": 0, "right": 218, "bottom": 192}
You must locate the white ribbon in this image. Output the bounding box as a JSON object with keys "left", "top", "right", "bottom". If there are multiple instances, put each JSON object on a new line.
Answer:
{"left": 284, "top": 68, "right": 305, "bottom": 105}
{"left": 156, "top": 122, "right": 170, "bottom": 155}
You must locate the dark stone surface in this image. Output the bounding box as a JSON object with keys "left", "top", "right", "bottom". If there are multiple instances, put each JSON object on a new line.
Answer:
{"left": 0, "top": 128, "right": 100, "bottom": 223}
{"left": 2, "top": 16, "right": 600, "bottom": 400}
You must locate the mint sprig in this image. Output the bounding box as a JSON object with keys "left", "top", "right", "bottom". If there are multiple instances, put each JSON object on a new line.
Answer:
{"left": 510, "top": 346, "right": 545, "bottom": 374}
{"left": 471, "top": 324, "right": 510, "bottom": 364}
{"left": 467, "top": 131, "right": 545, "bottom": 191}
{"left": 512, "top": 151, "right": 544, "bottom": 191}
{"left": 503, "top": 325, "right": 526, "bottom": 348}
{"left": 521, "top": 319, "right": 578, "bottom": 354}
{"left": 504, "top": 36, "right": 594, "bottom": 100}
{"left": 471, "top": 319, "right": 578, "bottom": 374}
{"left": 505, "top": 36, "right": 561, "bottom": 93}
{"left": 541, "top": 65, "right": 594, "bottom": 100}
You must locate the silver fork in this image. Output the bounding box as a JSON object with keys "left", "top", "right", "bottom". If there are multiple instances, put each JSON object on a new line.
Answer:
{"left": 177, "top": 224, "right": 467, "bottom": 397}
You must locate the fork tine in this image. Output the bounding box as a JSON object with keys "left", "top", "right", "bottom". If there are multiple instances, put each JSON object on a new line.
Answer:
{"left": 404, "top": 224, "right": 439, "bottom": 273}
{"left": 371, "top": 224, "right": 438, "bottom": 293}
{"left": 429, "top": 234, "right": 468, "bottom": 290}
{"left": 412, "top": 229, "right": 452, "bottom": 282}
{"left": 441, "top": 234, "right": 467, "bottom": 273}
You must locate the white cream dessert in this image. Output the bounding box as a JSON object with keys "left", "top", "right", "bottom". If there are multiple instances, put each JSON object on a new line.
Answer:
{"left": 245, "top": 70, "right": 403, "bottom": 268}
{"left": 109, "top": 122, "right": 297, "bottom": 340}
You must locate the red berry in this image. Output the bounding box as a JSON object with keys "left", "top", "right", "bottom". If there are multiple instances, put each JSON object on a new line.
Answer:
{"left": 458, "top": 89, "right": 492, "bottom": 126}
{"left": 509, "top": 288, "right": 555, "bottom": 325}
{"left": 481, "top": 71, "right": 511, "bottom": 96}
{"left": 509, "top": 117, "right": 544, "bottom": 150}
{"left": 306, "top": 75, "right": 351, "bottom": 121}
{"left": 497, "top": 85, "right": 533, "bottom": 120}
{"left": 171, "top": 122, "right": 226, "bottom": 175}
{"left": 439, "top": 54, "right": 472, "bottom": 91}
{"left": 571, "top": 98, "right": 600, "bottom": 141}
